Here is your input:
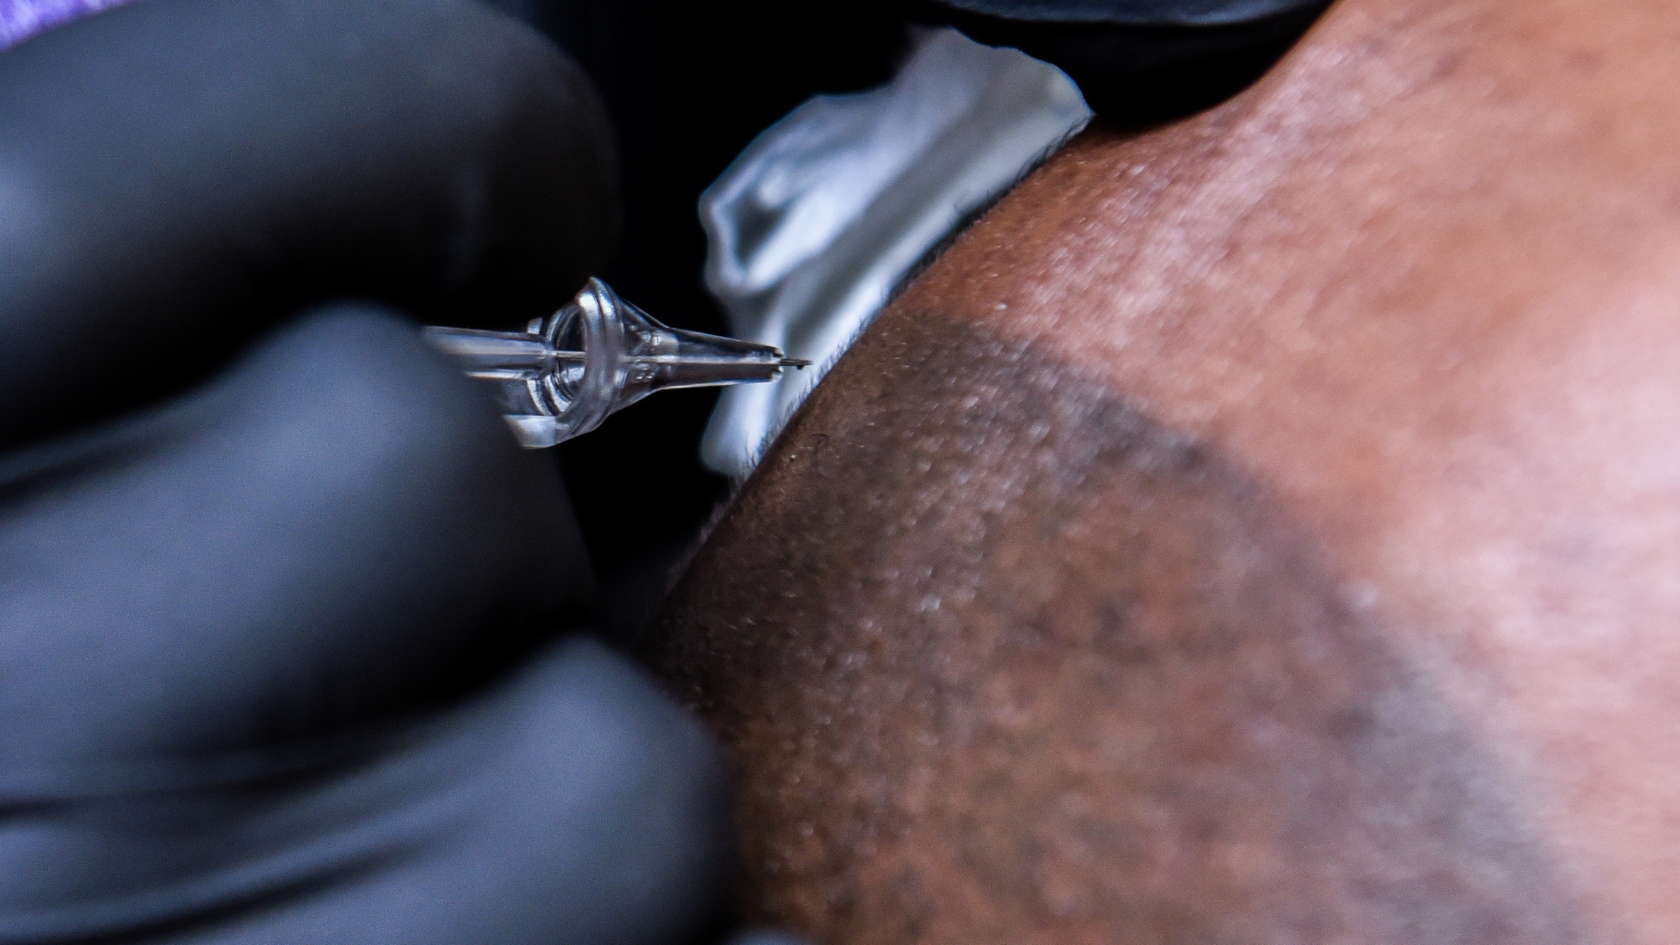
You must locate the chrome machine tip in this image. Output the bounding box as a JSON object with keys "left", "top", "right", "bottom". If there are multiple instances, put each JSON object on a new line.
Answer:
{"left": 427, "top": 278, "right": 809, "bottom": 448}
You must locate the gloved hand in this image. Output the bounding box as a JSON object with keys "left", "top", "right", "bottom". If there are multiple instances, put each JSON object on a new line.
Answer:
{"left": 901, "top": 0, "right": 1334, "bottom": 122}
{"left": 0, "top": 2, "right": 737, "bottom": 942}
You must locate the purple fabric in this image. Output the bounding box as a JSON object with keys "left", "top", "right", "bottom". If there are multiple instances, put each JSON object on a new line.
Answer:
{"left": 0, "top": 0, "right": 135, "bottom": 51}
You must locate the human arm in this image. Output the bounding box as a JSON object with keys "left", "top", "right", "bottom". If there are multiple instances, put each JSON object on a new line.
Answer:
{"left": 652, "top": 0, "right": 1680, "bottom": 940}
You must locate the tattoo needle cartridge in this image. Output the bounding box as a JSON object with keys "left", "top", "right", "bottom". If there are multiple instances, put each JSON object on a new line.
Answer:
{"left": 423, "top": 278, "right": 808, "bottom": 448}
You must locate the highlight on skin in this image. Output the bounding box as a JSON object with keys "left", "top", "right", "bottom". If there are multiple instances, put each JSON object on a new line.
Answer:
{"left": 650, "top": 0, "right": 1680, "bottom": 939}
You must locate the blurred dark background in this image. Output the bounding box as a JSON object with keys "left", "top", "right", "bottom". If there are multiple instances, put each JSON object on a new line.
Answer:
{"left": 484, "top": 1, "right": 913, "bottom": 638}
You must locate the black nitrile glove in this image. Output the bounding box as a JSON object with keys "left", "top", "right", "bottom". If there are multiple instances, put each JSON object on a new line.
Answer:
{"left": 903, "top": 0, "right": 1333, "bottom": 122}
{"left": 0, "top": 1, "right": 736, "bottom": 942}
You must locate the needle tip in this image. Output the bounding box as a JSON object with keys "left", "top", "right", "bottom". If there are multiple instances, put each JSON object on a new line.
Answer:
{"left": 780, "top": 357, "right": 812, "bottom": 369}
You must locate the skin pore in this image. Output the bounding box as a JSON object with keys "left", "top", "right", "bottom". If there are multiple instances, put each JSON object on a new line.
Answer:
{"left": 660, "top": 321, "right": 1578, "bottom": 945}
{"left": 652, "top": 0, "right": 1680, "bottom": 940}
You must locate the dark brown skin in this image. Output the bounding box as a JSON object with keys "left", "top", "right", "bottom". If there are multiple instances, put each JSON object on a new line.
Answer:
{"left": 652, "top": 0, "right": 1680, "bottom": 941}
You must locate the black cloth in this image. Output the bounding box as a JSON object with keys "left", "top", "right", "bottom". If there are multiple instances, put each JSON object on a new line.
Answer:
{"left": 914, "top": 0, "right": 1319, "bottom": 25}
{"left": 909, "top": 0, "right": 1331, "bottom": 120}
{"left": 0, "top": 1, "right": 735, "bottom": 942}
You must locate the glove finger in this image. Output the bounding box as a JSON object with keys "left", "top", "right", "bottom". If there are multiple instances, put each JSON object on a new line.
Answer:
{"left": 917, "top": 0, "right": 1332, "bottom": 123}
{"left": 0, "top": 641, "right": 733, "bottom": 945}
{"left": 0, "top": 0, "right": 617, "bottom": 451}
{"left": 0, "top": 303, "right": 590, "bottom": 780}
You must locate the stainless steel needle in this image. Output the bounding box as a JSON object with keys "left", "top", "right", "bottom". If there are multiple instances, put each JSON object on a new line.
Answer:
{"left": 425, "top": 278, "right": 807, "bottom": 448}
